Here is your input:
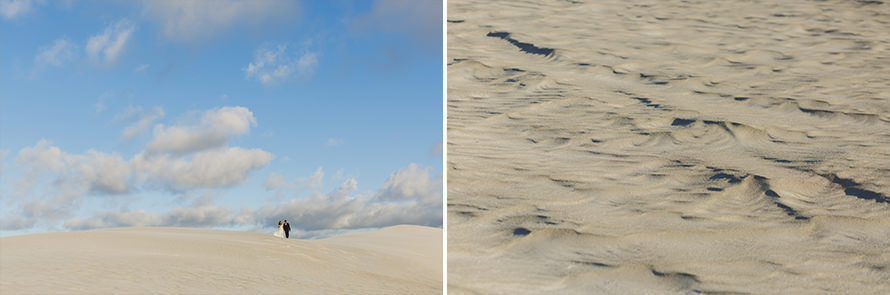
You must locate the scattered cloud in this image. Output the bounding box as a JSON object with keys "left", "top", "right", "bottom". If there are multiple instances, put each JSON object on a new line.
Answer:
{"left": 244, "top": 44, "right": 317, "bottom": 85}
{"left": 264, "top": 166, "right": 327, "bottom": 194}
{"left": 134, "top": 63, "right": 150, "bottom": 72}
{"left": 232, "top": 206, "right": 256, "bottom": 225}
{"left": 20, "top": 159, "right": 439, "bottom": 237}
{"left": 94, "top": 101, "right": 107, "bottom": 113}
{"left": 331, "top": 177, "right": 358, "bottom": 198}
{"left": 21, "top": 198, "right": 74, "bottom": 221}
{"left": 34, "top": 38, "right": 77, "bottom": 67}
{"left": 254, "top": 163, "right": 442, "bottom": 233}
{"left": 297, "top": 52, "right": 317, "bottom": 76}
{"left": 325, "top": 138, "right": 343, "bottom": 147}
{"left": 7, "top": 106, "right": 273, "bottom": 230}
{"left": 147, "top": 106, "right": 256, "bottom": 155}
{"left": 140, "top": 0, "right": 297, "bottom": 43}
{"left": 133, "top": 146, "right": 272, "bottom": 191}
{"left": 86, "top": 19, "right": 135, "bottom": 66}
{"left": 5, "top": 103, "right": 439, "bottom": 237}
{"left": 64, "top": 210, "right": 158, "bottom": 230}
{"left": 94, "top": 90, "right": 115, "bottom": 114}
{"left": 0, "top": 215, "right": 38, "bottom": 230}
{"left": 264, "top": 171, "right": 286, "bottom": 190}
{"left": 64, "top": 196, "right": 232, "bottom": 230}
{"left": 295, "top": 166, "right": 324, "bottom": 191}
{"left": 16, "top": 140, "right": 132, "bottom": 196}
{"left": 0, "top": 0, "right": 39, "bottom": 20}
{"left": 374, "top": 163, "right": 441, "bottom": 203}
{"left": 161, "top": 196, "right": 234, "bottom": 227}
{"left": 117, "top": 105, "right": 165, "bottom": 140}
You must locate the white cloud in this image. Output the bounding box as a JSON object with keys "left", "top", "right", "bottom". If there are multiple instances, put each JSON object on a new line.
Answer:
{"left": 233, "top": 206, "right": 256, "bottom": 225}
{"left": 252, "top": 163, "right": 442, "bottom": 233}
{"left": 3, "top": 196, "right": 78, "bottom": 231}
{"left": 333, "top": 169, "right": 344, "bottom": 180}
{"left": 22, "top": 199, "right": 72, "bottom": 220}
{"left": 27, "top": 161, "right": 440, "bottom": 237}
{"left": 331, "top": 177, "right": 358, "bottom": 198}
{"left": 0, "top": 215, "right": 38, "bottom": 230}
{"left": 34, "top": 38, "right": 77, "bottom": 67}
{"left": 76, "top": 150, "right": 132, "bottom": 194}
{"left": 8, "top": 144, "right": 269, "bottom": 229}
{"left": 118, "top": 106, "right": 165, "bottom": 140}
{"left": 94, "top": 91, "right": 115, "bottom": 114}
{"left": 244, "top": 44, "right": 317, "bottom": 85}
{"left": 147, "top": 106, "right": 256, "bottom": 155}
{"left": 297, "top": 52, "right": 317, "bottom": 76}
{"left": 264, "top": 172, "right": 286, "bottom": 190}
{"left": 16, "top": 139, "right": 65, "bottom": 173}
{"left": 374, "top": 163, "right": 441, "bottom": 204}
{"left": 95, "top": 101, "right": 107, "bottom": 113}
{"left": 86, "top": 19, "right": 135, "bottom": 66}
{"left": 134, "top": 64, "right": 150, "bottom": 72}
{"left": 264, "top": 166, "right": 328, "bottom": 194}
{"left": 0, "top": 0, "right": 38, "bottom": 20}
{"left": 133, "top": 147, "right": 272, "bottom": 191}
{"left": 295, "top": 166, "right": 324, "bottom": 191}
{"left": 16, "top": 140, "right": 132, "bottom": 195}
{"left": 12, "top": 106, "right": 269, "bottom": 197}
{"left": 161, "top": 196, "right": 233, "bottom": 227}
{"left": 64, "top": 197, "right": 235, "bottom": 230}
{"left": 140, "top": 0, "right": 296, "bottom": 43}
{"left": 7, "top": 106, "right": 277, "bottom": 233}
{"left": 325, "top": 138, "right": 344, "bottom": 147}
{"left": 64, "top": 210, "right": 159, "bottom": 229}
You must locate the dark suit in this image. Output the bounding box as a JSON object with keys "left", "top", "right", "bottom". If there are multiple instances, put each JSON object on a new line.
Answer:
{"left": 283, "top": 222, "right": 290, "bottom": 238}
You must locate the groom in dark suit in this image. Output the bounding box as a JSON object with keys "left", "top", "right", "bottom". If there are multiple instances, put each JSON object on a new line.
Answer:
{"left": 283, "top": 220, "right": 291, "bottom": 238}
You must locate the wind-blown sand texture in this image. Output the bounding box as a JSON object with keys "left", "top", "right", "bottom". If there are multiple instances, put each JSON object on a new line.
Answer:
{"left": 447, "top": 0, "right": 890, "bottom": 294}
{"left": 0, "top": 225, "right": 441, "bottom": 294}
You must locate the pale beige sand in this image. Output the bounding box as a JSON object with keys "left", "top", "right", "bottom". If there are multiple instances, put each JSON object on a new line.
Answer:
{"left": 448, "top": 0, "right": 890, "bottom": 294}
{"left": 0, "top": 225, "right": 441, "bottom": 294}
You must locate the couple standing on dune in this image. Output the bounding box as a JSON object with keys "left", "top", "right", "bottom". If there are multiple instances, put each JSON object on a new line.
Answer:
{"left": 274, "top": 220, "right": 291, "bottom": 239}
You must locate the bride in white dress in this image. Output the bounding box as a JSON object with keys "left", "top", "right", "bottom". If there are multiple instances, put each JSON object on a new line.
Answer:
{"left": 273, "top": 220, "right": 285, "bottom": 238}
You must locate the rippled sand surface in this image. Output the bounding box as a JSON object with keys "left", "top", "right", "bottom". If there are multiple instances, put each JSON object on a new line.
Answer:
{"left": 447, "top": 0, "right": 890, "bottom": 293}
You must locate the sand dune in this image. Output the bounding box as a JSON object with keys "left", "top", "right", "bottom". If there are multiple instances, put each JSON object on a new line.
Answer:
{"left": 0, "top": 225, "right": 442, "bottom": 294}
{"left": 447, "top": 0, "right": 890, "bottom": 294}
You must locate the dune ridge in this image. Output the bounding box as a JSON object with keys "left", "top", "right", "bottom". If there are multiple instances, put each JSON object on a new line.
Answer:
{"left": 0, "top": 225, "right": 442, "bottom": 294}
{"left": 448, "top": 0, "right": 890, "bottom": 294}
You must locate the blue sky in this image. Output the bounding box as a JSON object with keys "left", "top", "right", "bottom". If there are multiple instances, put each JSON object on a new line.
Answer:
{"left": 0, "top": 0, "right": 443, "bottom": 238}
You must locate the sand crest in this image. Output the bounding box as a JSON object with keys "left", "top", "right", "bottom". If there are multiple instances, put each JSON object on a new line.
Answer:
{"left": 0, "top": 225, "right": 441, "bottom": 294}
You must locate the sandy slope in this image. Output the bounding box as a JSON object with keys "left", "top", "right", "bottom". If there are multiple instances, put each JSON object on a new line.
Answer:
{"left": 0, "top": 225, "right": 441, "bottom": 294}
{"left": 447, "top": 0, "right": 890, "bottom": 294}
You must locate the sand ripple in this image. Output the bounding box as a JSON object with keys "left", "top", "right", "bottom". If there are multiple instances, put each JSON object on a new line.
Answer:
{"left": 447, "top": 0, "right": 890, "bottom": 293}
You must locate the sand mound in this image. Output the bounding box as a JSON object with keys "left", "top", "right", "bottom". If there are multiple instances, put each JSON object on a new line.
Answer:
{"left": 0, "top": 225, "right": 441, "bottom": 294}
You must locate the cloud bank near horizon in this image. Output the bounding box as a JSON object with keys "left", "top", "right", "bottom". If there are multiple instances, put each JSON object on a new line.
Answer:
{"left": 2, "top": 105, "right": 442, "bottom": 237}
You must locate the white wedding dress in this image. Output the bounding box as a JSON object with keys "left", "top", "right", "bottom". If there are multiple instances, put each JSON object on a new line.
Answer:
{"left": 273, "top": 224, "right": 285, "bottom": 238}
